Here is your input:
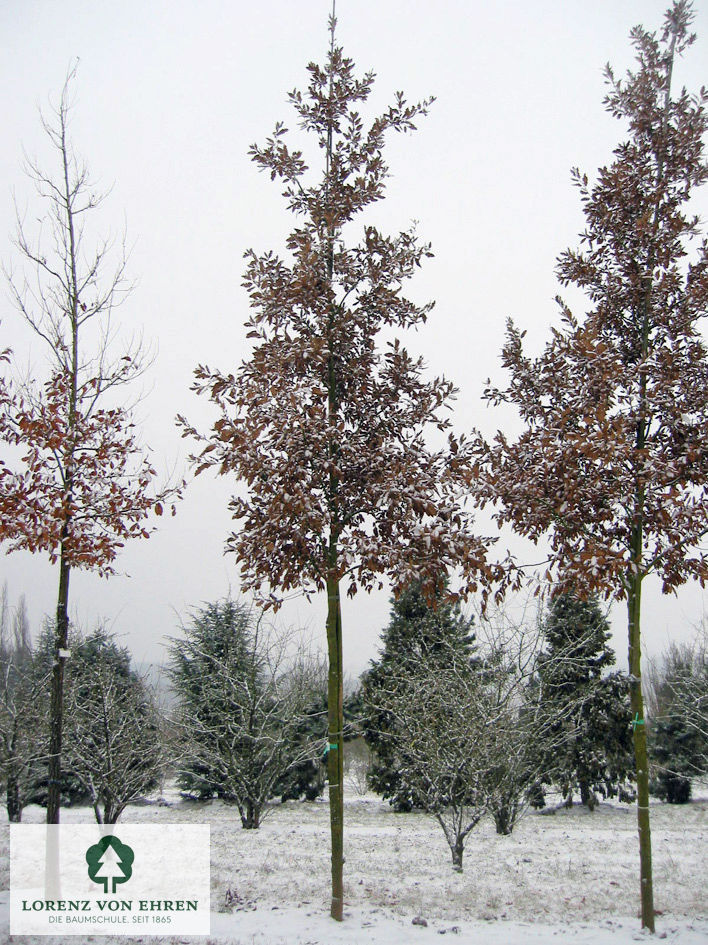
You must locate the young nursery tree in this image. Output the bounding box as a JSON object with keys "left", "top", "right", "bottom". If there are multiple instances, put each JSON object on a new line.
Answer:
{"left": 0, "top": 68, "right": 179, "bottom": 824}
{"left": 475, "top": 2, "right": 708, "bottom": 930}
{"left": 364, "top": 587, "right": 573, "bottom": 847}
{"left": 179, "top": 10, "right": 486, "bottom": 919}
{"left": 373, "top": 651, "right": 488, "bottom": 872}
{"left": 362, "top": 601, "right": 563, "bottom": 866}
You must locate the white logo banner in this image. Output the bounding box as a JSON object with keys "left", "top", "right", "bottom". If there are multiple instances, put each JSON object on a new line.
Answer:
{"left": 11, "top": 824, "right": 210, "bottom": 936}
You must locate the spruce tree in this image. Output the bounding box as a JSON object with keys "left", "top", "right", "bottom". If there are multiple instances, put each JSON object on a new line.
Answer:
{"left": 537, "top": 594, "right": 634, "bottom": 809}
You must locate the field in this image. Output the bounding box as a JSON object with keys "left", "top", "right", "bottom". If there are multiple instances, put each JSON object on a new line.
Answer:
{"left": 1, "top": 779, "right": 706, "bottom": 945}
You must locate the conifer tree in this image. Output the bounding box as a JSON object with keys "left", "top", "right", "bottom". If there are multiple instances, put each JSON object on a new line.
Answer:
{"left": 536, "top": 594, "right": 634, "bottom": 809}
{"left": 168, "top": 600, "right": 321, "bottom": 829}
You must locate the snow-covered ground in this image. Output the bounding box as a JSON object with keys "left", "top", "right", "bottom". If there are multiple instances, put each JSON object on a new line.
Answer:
{"left": 1, "top": 779, "right": 706, "bottom": 944}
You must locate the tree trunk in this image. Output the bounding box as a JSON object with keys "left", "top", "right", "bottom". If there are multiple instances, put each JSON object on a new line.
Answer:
{"left": 493, "top": 798, "right": 515, "bottom": 835}
{"left": 105, "top": 803, "right": 125, "bottom": 825}
{"left": 47, "top": 554, "right": 70, "bottom": 825}
{"left": 451, "top": 837, "right": 464, "bottom": 872}
{"left": 627, "top": 572, "right": 654, "bottom": 932}
{"left": 579, "top": 780, "right": 596, "bottom": 811}
{"left": 7, "top": 767, "right": 22, "bottom": 823}
{"left": 240, "top": 800, "right": 260, "bottom": 830}
{"left": 326, "top": 572, "right": 344, "bottom": 921}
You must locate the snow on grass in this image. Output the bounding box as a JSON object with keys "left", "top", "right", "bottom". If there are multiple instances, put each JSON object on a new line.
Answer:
{"left": 1, "top": 784, "right": 706, "bottom": 944}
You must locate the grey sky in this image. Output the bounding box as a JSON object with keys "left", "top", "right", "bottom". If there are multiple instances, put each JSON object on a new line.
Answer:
{"left": 1, "top": 0, "right": 706, "bottom": 675}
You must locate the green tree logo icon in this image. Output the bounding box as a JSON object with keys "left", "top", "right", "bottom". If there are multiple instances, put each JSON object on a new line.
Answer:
{"left": 86, "top": 835, "right": 135, "bottom": 893}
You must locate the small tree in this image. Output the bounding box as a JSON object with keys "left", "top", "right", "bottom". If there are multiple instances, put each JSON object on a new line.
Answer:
{"left": 368, "top": 641, "right": 486, "bottom": 871}
{"left": 0, "top": 68, "right": 180, "bottom": 824}
{"left": 472, "top": 605, "right": 567, "bottom": 836}
{"left": 178, "top": 10, "right": 487, "bottom": 918}
{"left": 646, "top": 635, "right": 708, "bottom": 802}
{"left": 168, "top": 599, "right": 322, "bottom": 829}
{"left": 475, "top": 3, "right": 708, "bottom": 929}
{"left": 63, "top": 628, "right": 164, "bottom": 824}
{"left": 536, "top": 593, "right": 634, "bottom": 810}
{"left": 0, "top": 587, "right": 44, "bottom": 822}
{"left": 361, "top": 582, "right": 477, "bottom": 812}
{"left": 363, "top": 589, "right": 561, "bottom": 858}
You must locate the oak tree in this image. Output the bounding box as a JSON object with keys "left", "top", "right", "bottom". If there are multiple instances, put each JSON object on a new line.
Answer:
{"left": 0, "top": 68, "right": 179, "bottom": 824}
{"left": 475, "top": 2, "right": 708, "bottom": 931}
{"left": 179, "top": 10, "right": 487, "bottom": 919}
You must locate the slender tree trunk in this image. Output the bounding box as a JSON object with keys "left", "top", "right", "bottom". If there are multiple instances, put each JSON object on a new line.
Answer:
{"left": 451, "top": 837, "right": 464, "bottom": 872}
{"left": 627, "top": 571, "right": 654, "bottom": 932}
{"left": 326, "top": 572, "right": 344, "bottom": 920}
{"left": 47, "top": 554, "right": 70, "bottom": 825}
{"left": 46, "top": 85, "right": 80, "bottom": 827}
{"left": 7, "top": 766, "right": 21, "bottom": 823}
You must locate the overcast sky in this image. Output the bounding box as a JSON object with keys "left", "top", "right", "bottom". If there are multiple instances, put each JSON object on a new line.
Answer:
{"left": 1, "top": 0, "right": 706, "bottom": 676}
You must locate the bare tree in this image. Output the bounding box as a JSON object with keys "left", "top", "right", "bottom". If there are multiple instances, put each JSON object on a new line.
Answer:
{"left": 644, "top": 630, "right": 708, "bottom": 800}
{"left": 472, "top": 604, "right": 554, "bottom": 835}
{"left": 63, "top": 628, "right": 165, "bottom": 824}
{"left": 382, "top": 659, "right": 487, "bottom": 871}
{"left": 362, "top": 611, "right": 533, "bottom": 869}
{"left": 365, "top": 591, "right": 614, "bottom": 866}
{"left": 168, "top": 600, "right": 324, "bottom": 829}
{"left": 0, "top": 586, "right": 45, "bottom": 821}
{"left": 0, "top": 65, "right": 180, "bottom": 824}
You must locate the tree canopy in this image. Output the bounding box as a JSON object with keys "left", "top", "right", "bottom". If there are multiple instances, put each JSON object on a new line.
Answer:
{"left": 474, "top": 2, "right": 708, "bottom": 930}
